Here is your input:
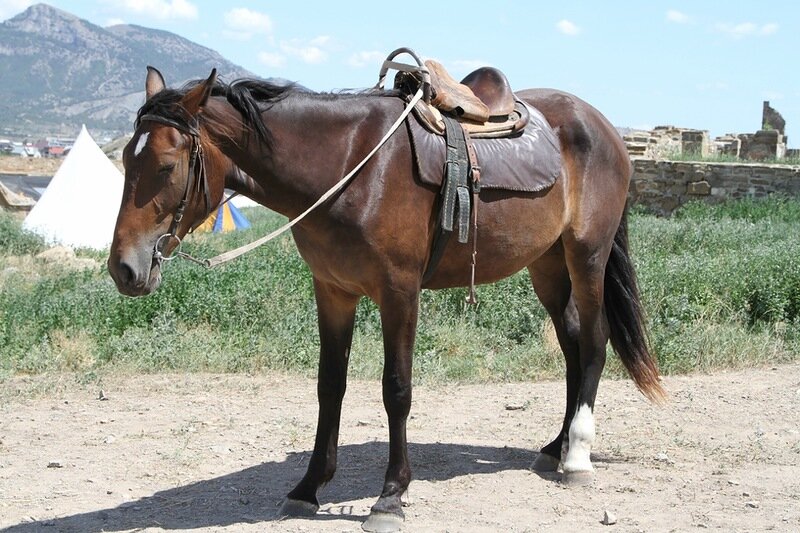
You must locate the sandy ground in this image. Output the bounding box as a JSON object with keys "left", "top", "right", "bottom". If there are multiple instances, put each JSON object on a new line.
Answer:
{"left": 0, "top": 365, "right": 798, "bottom": 533}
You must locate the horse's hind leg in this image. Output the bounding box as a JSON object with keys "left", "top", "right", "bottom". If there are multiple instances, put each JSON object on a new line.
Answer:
{"left": 556, "top": 233, "right": 614, "bottom": 485}
{"left": 527, "top": 243, "right": 581, "bottom": 473}
{"left": 279, "top": 278, "right": 359, "bottom": 517}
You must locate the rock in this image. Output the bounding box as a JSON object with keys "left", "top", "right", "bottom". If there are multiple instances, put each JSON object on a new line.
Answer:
{"left": 46, "top": 461, "right": 63, "bottom": 468}
{"left": 103, "top": 435, "right": 116, "bottom": 444}
{"left": 655, "top": 452, "right": 674, "bottom": 464}
{"left": 98, "top": 390, "right": 109, "bottom": 401}
{"left": 36, "top": 246, "right": 75, "bottom": 263}
{"left": 745, "top": 501, "right": 760, "bottom": 509}
{"left": 505, "top": 403, "right": 526, "bottom": 411}
{"left": 35, "top": 246, "right": 99, "bottom": 271}
{"left": 602, "top": 510, "right": 617, "bottom": 525}
{"left": 727, "top": 479, "right": 740, "bottom": 486}
{"left": 687, "top": 180, "right": 711, "bottom": 195}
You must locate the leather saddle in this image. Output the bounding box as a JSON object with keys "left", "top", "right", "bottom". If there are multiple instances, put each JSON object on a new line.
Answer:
{"left": 396, "top": 59, "right": 529, "bottom": 139}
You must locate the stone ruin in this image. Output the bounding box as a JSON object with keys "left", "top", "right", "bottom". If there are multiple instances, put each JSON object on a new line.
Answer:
{"left": 623, "top": 101, "right": 795, "bottom": 161}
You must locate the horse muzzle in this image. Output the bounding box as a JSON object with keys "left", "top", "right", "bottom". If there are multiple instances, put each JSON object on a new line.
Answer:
{"left": 107, "top": 247, "right": 162, "bottom": 297}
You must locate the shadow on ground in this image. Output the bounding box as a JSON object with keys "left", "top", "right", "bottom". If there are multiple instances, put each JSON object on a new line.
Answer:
{"left": 1, "top": 441, "right": 543, "bottom": 532}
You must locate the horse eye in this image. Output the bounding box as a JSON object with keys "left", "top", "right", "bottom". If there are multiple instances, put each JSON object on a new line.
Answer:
{"left": 158, "top": 163, "right": 176, "bottom": 175}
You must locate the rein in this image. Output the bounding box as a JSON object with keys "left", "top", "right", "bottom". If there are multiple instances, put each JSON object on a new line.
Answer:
{"left": 151, "top": 86, "right": 425, "bottom": 269}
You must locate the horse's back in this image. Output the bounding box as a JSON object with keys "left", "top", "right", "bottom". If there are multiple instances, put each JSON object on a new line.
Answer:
{"left": 519, "top": 88, "right": 629, "bottom": 172}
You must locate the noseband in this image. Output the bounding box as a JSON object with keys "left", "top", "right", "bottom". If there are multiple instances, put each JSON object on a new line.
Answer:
{"left": 138, "top": 113, "right": 213, "bottom": 264}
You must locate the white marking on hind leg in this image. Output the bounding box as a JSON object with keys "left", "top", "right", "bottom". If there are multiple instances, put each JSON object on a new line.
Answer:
{"left": 134, "top": 131, "right": 150, "bottom": 157}
{"left": 562, "top": 403, "right": 595, "bottom": 473}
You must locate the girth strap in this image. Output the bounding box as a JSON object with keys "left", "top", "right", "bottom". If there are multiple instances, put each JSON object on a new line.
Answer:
{"left": 422, "top": 116, "right": 481, "bottom": 303}
{"left": 441, "top": 116, "right": 471, "bottom": 243}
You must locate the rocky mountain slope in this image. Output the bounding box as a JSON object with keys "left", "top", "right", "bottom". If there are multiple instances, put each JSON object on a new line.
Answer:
{"left": 0, "top": 3, "right": 255, "bottom": 137}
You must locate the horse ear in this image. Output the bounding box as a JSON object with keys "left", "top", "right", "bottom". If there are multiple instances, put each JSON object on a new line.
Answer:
{"left": 145, "top": 66, "right": 166, "bottom": 100}
{"left": 182, "top": 68, "right": 218, "bottom": 115}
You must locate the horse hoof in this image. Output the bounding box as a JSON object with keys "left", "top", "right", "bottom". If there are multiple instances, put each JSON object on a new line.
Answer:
{"left": 532, "top": 452, "right": 561, "bottom": 472}
{"left": 562, "top": 470, "right": 594, "bottom": 486}
{"left": 277, "top": 498, "right": 319, "bottom": 518}
{"left": 362, "top": 511, "right": 404, "bottom": 532}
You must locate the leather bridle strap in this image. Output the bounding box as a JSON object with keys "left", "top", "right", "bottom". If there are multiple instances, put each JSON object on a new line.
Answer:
{"left": 138, "top": 113, "right": 213, "bottom": 259}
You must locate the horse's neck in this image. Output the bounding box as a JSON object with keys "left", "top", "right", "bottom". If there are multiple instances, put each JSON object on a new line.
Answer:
{"left": 217, "top": 94, "right": 401, "bottom": 219}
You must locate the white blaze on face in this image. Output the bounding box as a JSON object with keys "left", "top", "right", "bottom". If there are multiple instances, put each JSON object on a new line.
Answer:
{"left": 563, "top": 403, "right": 595, "bottom": 473}
{"left": 134, "top": 132, "right": 150, "bottom": 157}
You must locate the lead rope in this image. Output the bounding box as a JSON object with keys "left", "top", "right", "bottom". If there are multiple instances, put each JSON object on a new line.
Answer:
{"left": 190, "top": 86, "right": 425, "bottom": 268}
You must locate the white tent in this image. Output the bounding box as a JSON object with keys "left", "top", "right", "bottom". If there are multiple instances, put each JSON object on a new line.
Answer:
{"left": 23, "top": 125, "right": 124, "bottom": 250}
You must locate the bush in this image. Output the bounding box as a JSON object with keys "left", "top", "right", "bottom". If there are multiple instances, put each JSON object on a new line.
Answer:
{"left": 0, "top": 210, "right": 45, "bottom": 256}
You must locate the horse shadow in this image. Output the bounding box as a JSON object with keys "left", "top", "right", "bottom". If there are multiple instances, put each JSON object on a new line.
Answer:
{"left": 1, "top": 441, "right": 546, "bottom": 532}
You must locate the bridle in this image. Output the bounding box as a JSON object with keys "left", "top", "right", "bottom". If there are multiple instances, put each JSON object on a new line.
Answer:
{"left": 138, "top": 112, "right": 213, "bottom": 265}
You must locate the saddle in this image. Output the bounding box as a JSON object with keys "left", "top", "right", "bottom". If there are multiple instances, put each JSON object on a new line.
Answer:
{"left": 394, "top": 59, "right": 529, "bottom": 139}
{"left": 375, "top": 48, "right": 561, "bottom": 303}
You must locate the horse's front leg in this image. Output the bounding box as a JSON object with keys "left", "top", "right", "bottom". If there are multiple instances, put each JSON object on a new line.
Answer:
{"left": 363, "top": 286, "right": 419, "bottom": 532}
{"left": 279, "top": 277, "right": 359, "bottom": 516}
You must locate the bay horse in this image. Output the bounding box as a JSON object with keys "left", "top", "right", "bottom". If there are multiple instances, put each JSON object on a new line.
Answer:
{"left": 108, "top": 65, "right": 665, "bottom": 531}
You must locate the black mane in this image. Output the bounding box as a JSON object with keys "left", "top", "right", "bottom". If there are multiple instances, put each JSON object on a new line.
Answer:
{"left": 135, "top": 76, "right": 400, "bottom": 146}
{"left": 135, "top": 77, "right": 300, "bottom": 145}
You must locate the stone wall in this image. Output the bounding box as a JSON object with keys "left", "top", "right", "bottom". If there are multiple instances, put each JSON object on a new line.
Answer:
{"left": 629, "top": 158, "right": 800, "bottom": 215}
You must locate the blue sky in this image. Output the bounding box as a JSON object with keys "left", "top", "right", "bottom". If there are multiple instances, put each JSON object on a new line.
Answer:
{"left": 2, "top": 1, "right": 798, "bottom": 144}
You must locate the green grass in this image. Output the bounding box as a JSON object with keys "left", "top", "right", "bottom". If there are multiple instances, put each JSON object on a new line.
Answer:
{"left": 1, "top": 197, "right": 799, "bottom": 383}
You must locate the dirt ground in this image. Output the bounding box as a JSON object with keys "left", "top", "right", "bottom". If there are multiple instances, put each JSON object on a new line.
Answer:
{"left": 0, "top": 155, "right": 124, "bottom": 176}
{"left": 0, "top": 364, "right": 798, "bottom": 533}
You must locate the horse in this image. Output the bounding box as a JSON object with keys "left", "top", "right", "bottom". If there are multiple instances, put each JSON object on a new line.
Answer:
{"left": 108, "top": 65, "right": 665, "bottom": 532}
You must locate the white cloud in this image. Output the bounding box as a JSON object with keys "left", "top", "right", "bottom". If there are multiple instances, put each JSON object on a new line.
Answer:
{"left": 258, "top": 51, "right": 286, "bottom": 68}
{"left": 556, "top": 19, "right": 580, "bottom": 36}
{"left": 761, "top": 23, "right": 779, "bottom": 35}
{"left": 280, "top": 36, "right": 332, "bottom": 64}
{"left": 715, "top": 21, "right": 778, "bottom": 38}
{"left": 666, "top": 10, "right": 690, "bottom": 24}
{"left": 106, "top": 17, "right": 125, "bottom": 26}
{"left": 0, "top": 0, "right": 34, "bottom": 21}
{"left": 109, "top": 0, "right": 198, "bottom": 21}
{"left": 347, "top": 51, "right": 384, "bottom": 68}
{"left": 223, "top": 7, "right": 272, "bottom": 40}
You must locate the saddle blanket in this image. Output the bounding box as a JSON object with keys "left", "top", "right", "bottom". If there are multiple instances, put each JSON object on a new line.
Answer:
{"left": 407, "top": 102, "right": 562, "bottom": 193}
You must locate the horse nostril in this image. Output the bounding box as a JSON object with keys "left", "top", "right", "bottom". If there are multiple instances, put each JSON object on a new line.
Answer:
{"left": 109, "top": 256, "right": 135, "bottom": 286}
{"left": 118, "top": 261, "right": 135, "bottom": 286}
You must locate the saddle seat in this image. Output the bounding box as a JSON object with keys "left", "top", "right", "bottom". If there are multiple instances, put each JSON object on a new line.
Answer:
{"left": 410, "top": 60, "right": 529, "bottom": 139}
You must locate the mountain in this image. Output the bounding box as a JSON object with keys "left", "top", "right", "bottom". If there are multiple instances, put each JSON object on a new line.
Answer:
{"left": 0, "top": 3, "right": 256, "bottom": 137}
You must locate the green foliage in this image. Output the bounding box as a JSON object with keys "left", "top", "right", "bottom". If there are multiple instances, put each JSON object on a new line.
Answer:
{"left": 0, "top": 210, "right": 46, "bottom": 255}
{"left": 2, "top": 198, "right": 799, "bottom": 382}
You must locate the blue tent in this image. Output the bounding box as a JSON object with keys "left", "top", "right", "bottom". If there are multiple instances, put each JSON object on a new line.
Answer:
{"left": 196, "top": 202, "right": 251, "bottom": 233}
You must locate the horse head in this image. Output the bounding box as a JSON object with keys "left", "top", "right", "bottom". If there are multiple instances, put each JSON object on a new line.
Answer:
{"left": 108, "top": 67, "right": 229, "bottom": 296}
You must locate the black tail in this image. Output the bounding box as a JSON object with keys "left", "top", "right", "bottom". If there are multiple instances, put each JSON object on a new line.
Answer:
{"left": 604, "top": 210, "right": 667, "bottom": 403}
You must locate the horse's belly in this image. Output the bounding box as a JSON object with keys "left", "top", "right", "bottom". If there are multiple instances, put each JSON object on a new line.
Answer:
{"left": 422, "top": 193, "right": 564, "bottom": 289}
